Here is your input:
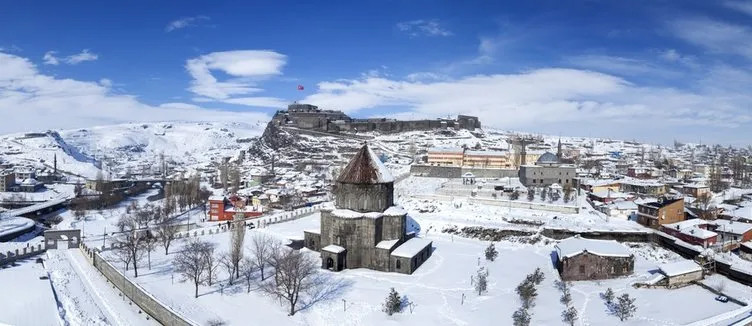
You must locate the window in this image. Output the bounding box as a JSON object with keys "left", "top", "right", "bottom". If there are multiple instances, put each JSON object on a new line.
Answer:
{"left": 579, "top": 265, "right": 585, "bottom": 273}
{"left": 396, "top": 260, "right": 401, "bottom": 269}
{"left": 532, "top": 179, "right": 536, "bottom": 184}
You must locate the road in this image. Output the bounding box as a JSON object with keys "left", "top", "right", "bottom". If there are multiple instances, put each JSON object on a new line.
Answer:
{"left": 45, "top": 248, "right": 158, "bottom": 326}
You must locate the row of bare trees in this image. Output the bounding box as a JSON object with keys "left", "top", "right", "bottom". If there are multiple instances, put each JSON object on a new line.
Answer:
{"left": 163, "top": 175, "right": 212, "bottom": 218}
{"left": 114, "top": 202, "right": 181, "bottom": 277}
{"left": 173, "top": 230, "right": 343, "bottom": 315}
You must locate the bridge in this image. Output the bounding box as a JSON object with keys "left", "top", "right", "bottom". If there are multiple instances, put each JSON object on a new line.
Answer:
{"left": 1, "top": 196, "right": 70, "bottom": 218}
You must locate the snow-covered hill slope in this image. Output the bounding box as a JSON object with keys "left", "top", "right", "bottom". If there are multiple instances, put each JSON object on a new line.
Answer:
{"left": 0, "top": 121, "right": 266, "bottom": 179}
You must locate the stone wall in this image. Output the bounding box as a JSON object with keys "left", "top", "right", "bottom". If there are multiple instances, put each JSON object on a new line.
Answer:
{"left": 320, "top": 210, "right": 381, "bottom": 269}
{"left": 335, "top": 182, "right": 393, "bottom": 213}
{"left": 558, "top": 251, "right": 634, "bottom": 281}
{"left": 540, "top": 228, "right": 655, "bottom": 242}
{"left": 0, "top": 244, "right": 45, "bottom": 267}
{"left": 80, "top": 244, "right": 197, "bottom": 326}
{"left": 519, "top": 165, "right": 576, "bottom": 187}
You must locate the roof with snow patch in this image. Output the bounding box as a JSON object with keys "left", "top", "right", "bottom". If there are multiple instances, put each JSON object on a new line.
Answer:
{"left": 337, "top": 144, "right": 394, "bottom": 184}
{"left": 390, "top": 237, "right": 432, "bottom": 258}
{"left": 658, "top": 260, "right": 702, "bottom": 277}
{"left": 555, "top": 236, "right": 632, "bottom": 259}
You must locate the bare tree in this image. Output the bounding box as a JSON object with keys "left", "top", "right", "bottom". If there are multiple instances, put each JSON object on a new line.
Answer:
{"left": 250, "top": 233, "right": 275, "bottom": 281}
{"left": 230, "top": 211, "right": 246, "bottom": 279}
{"left": 262, "top": 248, "right": 320, "bottom": 316}
{"left": 157, "top": 211, "right": 180, "bottom": 254}
{"left": 220, "top": 252, "right": 235, "bottom": 285}
{"left": 695, "top": 192, "right": 714, "bottom": 220}
{"left": 203, "top": 242, "right": 219, "bottom": 286}
{"left": 114, "top": 214, "right": 145, "bottom": 277}
{"left": 240, "top": 257, "right": 255, "bottom": 293}
{"left": 174, "top": 239, "right": 211, "bottom": 298}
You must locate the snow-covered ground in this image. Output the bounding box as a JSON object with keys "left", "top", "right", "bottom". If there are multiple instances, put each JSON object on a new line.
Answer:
{"left": 0, "top": 258, "right": 59, "bottom": 326}
{"left": 95, "top": 210, "right": 746, "bottom": 326}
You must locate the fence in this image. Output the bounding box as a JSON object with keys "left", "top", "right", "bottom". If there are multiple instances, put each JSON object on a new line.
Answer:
{"left": 79, "top": 243, "right": 198, "bottom": 326}
{"left": 0, "top": 243, "right": 45, "bottom": 267}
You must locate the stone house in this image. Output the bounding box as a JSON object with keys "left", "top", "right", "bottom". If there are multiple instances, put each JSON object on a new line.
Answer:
{"left": 555, "top": 236, "right": 634, "bottom": 281}
{"left": 656, "top": 260, "right": 703, "bottom": 288}
{"left": 303, "top": 144, "right": 432, "bottom": 274}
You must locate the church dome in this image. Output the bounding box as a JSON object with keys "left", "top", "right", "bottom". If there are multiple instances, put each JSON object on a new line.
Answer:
{"left": 337, "top": 144, "right": 394, "bottom": 184}
{"left": 536, "top": 152, "right": 559, "bottom": 165}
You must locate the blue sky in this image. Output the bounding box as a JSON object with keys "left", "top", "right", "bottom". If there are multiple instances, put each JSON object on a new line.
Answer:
{"left": 3, "top": 1, "right": 752, "bottom": 144}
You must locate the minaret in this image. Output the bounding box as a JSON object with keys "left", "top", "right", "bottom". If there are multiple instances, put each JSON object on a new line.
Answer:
{"left": 53, "top": 153, "right": 57, "bottom": 175}
{"left": 520, "top": 138, "right": 527, "bottom": 166}
{"left": 556, "top": 138, "right": 562, "bottom": 161}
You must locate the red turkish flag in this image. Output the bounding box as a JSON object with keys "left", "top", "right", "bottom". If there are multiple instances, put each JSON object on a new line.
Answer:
{"left": 297, "top": 85, "right": 304, "bottom": 90}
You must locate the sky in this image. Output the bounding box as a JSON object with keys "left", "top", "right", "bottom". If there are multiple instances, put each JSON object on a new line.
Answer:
{"left": 3, "top": 1, "right": 752, "bottom": 145}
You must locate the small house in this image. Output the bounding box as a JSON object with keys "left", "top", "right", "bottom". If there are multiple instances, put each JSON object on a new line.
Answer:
{"left": 555, "top": 236, "right": 634, "bottom": 281}
{"left": 656, "top": 260, "right": 703, "bottom": 288}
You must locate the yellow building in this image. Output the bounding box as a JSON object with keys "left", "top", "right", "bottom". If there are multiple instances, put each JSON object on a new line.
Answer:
{"left": 427, "top": 148, "right": 512, "bottom": 168}
{"left": 427, "top": 148, "right": 465, "bottom": 166}
{"left": 464, "top": 151, "right": 513, "bottom": 169}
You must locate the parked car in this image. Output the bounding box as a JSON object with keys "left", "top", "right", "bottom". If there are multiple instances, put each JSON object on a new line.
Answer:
{"left": 715, "top": 295, "right": 729, "bottom": 303}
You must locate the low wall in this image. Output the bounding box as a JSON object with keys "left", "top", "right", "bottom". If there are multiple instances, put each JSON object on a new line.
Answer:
{"left": 412, "top": 193, "right": 579, "bottom": 214}
{"left": 80, "top": 244, "right": 197, "bottom": 326}
{"left": 410, "top": 165, "right": 517, "bottom": 179}
{"left": 541, "top": 228, "right": 655, "bottom": 242}
{"left": 0, "top": 243, "right": 45, "bottom": 266}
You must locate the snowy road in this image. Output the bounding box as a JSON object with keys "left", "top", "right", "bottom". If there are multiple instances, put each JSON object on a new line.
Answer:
{"left": 45, "top": 249, "right": 157, "bottom": 326}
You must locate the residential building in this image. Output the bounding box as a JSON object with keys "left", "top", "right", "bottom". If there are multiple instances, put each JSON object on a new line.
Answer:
{"left": 682, "top": 184, "right": 710, "bottom": 198}
{"left": 0, "top": 171, "right": 14, "bottom": 192}
{"left": 637, "top": 198, "right": 685, "bottom": 228}
{"left": 19, "top": 178, "right": 43, "bottom": 192}
{"left": 555, "top": 236, "right": 634, "bottom": 281}
{"left": 620, "top": 179, "right": 667, "bottom": 196}
{"left": 660, "top": 219, "right": 718, "bottom": 248}
{"left": 208, "top": 195, "right": 263, "bottom": 221}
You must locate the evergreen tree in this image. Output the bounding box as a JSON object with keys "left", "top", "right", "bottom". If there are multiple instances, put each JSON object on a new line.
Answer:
{"left": 561, "top": 307, "right": 578, "bottom": 326}
{"left": 474, "top": 266, "right": 489, "bottom": 295}
{"left": 382, "top": 288, "right": 403, "bottom": 316}
{"left": 512, "top": 307, "right": 531, "bottom": 326}
{"left": 613, "top": 293, "right": 637, "bottom": 322}
{"left": 484, "top": 243, "right": 499, "bottom": 262}
{"left": 603, "top": 288, "right": 615, "bottom": 304}
{"left": 527, "top": 189, "right": 535, "bottom": 201}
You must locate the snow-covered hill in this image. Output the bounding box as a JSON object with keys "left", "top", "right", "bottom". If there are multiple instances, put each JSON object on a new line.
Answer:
{"left": 0, "top": 121, "right": 266, "bottom": 179}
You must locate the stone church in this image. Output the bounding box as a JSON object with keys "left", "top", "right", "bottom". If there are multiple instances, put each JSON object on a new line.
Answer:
{"left": 303, "top": 144, "right": 433, "bottom": 274}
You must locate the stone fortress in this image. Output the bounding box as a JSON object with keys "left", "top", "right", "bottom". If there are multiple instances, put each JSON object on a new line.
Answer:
{"left": 272, "top": 103, "right": 481, "bottom": 134}
{"left": 303, "top": 144, "right": 433, "bottom": 274}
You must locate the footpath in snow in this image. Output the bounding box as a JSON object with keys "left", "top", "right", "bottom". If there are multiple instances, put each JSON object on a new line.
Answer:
{"left": 45, "top": 249, "right": 157, "bottom": 326}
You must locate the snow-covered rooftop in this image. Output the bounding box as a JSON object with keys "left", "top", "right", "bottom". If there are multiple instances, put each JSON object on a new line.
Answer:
{"left": 390, "top": 237, "right": 432, "bottom": 258}
{"left": 330, "top": 206, "right": 405, "bottom": 219}
{"left": 337, "top": 144, "right": 394, "bottom": 184}
{"left": 658, "top": 260, "right": 702, "bottom": 277}
{"left": 555, "top": 236, "right": 632, "bottom": 259}
{"left": 322, "top": 244, "right": 346, "bottom": 254}
{"left": 376, "top": 239, "right": 400, "bottom": 250}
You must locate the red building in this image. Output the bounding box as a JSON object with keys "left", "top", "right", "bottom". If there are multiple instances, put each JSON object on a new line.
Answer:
{"left": 660, "top": 219, "right": 718, "bottom": 248}
{"left": 208, "top": 195, "right": 263, "bottom": 222}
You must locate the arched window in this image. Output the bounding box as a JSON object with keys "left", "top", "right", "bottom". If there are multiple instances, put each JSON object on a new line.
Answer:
{"left": 396, "top": 260, "right": 401, "bottom": 269}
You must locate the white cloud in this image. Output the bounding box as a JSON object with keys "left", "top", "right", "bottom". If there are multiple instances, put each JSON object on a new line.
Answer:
{"left": 724, "top": 1, "right": 752, "bottom": 17}
{"left": 0, "top": 51, "right": 269, "bottom": 134}
{"left": 66, "top": 49, "right": 98, "bottom": 64}
{"left": 43, "top": 49, "right": 98, "bottom": 65}
{"left": 396, "top": 19, "right": 452, "bottom": 37}
{"left": 43, "top": 51, "right": 59, "bottom": 65}
{"left": 669, "top": 17, "right": 752, "bottom": 59}
{"left": 185, "top": 50, "right": 288, "bottom": 108}
{"left": 166, "top": 15, "right": 210, "bottom": 32}
{"left": 303, "top": 68, "right": 752, "bottom": 141}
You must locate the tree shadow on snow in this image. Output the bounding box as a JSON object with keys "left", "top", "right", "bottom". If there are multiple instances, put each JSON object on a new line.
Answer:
{"left": 295, "top": 273, "right": 354, "bottom": 314}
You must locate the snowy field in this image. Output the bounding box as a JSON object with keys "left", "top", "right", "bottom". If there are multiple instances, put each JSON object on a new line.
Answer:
{"left": 0, "top": 258, "right": 59, "bottom": 326}
{"left": 97, "top": 211, "right": 746, "bottom": 326}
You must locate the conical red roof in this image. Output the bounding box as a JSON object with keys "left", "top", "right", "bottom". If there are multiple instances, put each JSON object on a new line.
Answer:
{"left": 337, "top": 144, "right": 394, "bottom": 184}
